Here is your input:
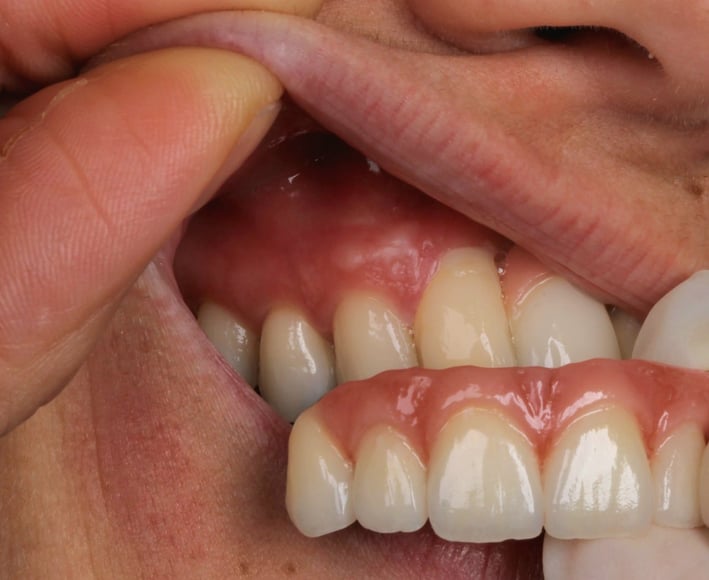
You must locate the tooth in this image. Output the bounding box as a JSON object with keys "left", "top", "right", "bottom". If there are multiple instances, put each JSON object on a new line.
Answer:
{"left": 632, "top": 270, "right": 709, "bottom": 369}
{"left": 544, "top": 407, "right": 653, "bottom": 539}
{"left": 286, "top": 410, "right": 355, "bottom": 537}
{"left": 609, "top": 307, "right": 642, "bottom": 360}
{"left": 333, "top": 292, "right": 418, "bottom": 383}
{"left": 427, "top": 408, "right": 543, "bottom": 542}
{"left": 197, "top": 302, "right": 259, "bottom": 385}
{"left": 415, "top": 247, "right": 516, "bottom": 369}
{"left": 352, "top": 425, "right": 427, "bottom": 533}
{"left": 653, "top": 423, "right": 705, "bottom": 528}
{"left": 509, "top": 277, "right": 620, "bottom": 367}
{"left": 259, "top": 305, "right": 336, "bottom": 422}
{"left": 700, "top": 439, "right": 709, "bottom": 526}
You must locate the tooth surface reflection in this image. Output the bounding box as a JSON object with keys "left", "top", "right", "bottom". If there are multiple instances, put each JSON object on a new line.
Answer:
{"left": 286, "top": 410, "right": 355, "bottom": 537}
{"left": 544, "top": 407, "right": 653, "bottom": 539}
{"left": 428, "top": 408, "right": 543, "bottom": 542}
{"left": 334, "top": 291, "right": 417, "bottom": 383}
{"left": 652, "top": 423, "right": 704, "bottom": 528}
{"left": 353, "top": 425, "right": 427, "bottom": 533}
{"left": 510, "top": 277, "right": 621, "bottom": 367}
{"left": 259, "top": 305, "right": 335, "bottom": 422}
{"left": 632, "top": 270, "right": 709, "bottom": 369}
{"left": 197, "top": 302, "right": 259, "bottom": 385}
{"left": 415, "top": 247, "right": 516, "bottom": 369}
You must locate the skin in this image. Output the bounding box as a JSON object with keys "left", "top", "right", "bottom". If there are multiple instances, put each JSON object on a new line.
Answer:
{"left": 0, "top": 0, "right": 707, "bottom": 578}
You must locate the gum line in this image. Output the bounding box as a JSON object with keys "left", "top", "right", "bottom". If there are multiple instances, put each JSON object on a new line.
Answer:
{"left": 313, "top": 361, "right": 709, "bottom": 463}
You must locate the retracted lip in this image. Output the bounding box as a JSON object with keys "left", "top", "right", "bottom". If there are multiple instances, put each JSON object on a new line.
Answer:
{"left": 93, "top": 10, "right": 705, "bottom": 316}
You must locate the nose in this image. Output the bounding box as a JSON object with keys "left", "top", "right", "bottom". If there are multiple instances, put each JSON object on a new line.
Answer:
{"left": 406, "top": 0, "right": 709, "bottom": 94}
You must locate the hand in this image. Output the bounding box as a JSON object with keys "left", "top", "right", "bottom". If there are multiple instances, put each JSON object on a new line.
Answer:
{"left": 0, "top": 0, "right": 320, "bottom": 436}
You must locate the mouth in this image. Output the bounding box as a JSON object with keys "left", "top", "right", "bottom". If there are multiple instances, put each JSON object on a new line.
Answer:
{"left": 93, "top": 10, "right": 709, "bottom": 580}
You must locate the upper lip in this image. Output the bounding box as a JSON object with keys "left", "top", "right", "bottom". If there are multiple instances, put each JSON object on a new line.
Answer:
{"left": 94, "top": 10, "right": 706, "bottom": 316}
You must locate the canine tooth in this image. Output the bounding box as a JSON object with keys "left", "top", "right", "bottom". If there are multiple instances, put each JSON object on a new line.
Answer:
{"left": 510, "top": 277, "right": 620, "bottom": 367}
{"left": 653, "top": 423, "right": 704, "bottom": 528}
{"left": 609, "top": 307, "right": 642, "bottom": 360}
{"left": 259, "top": 306, "right": 335, "bottom": 422}
{"left": 197, "top": 302, "right": 259, "bottom": 385}
{"left": 352, "top": 426, "right": 427, "bottom": 533}
{"left": 632, "top": 270, "right": 709, "bottom": 369}
{"left": 415, "top": 247, "right": 516, "bottom": 369}
{"left": 333, "top": 292, "right": 417, "bottom": 383}
{"left": 428, "top": 408, "right": 543, "bottom": 542}
{"left": 544, "top": 407, "right": 653, "bottom": 539}
{"left": 286, "top": 410, "right": 355, "bottom": 537}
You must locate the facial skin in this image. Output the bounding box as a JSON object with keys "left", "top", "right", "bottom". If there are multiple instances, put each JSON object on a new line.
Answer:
{"left": 0, "top": 1, "right": 708, "bottom": 578}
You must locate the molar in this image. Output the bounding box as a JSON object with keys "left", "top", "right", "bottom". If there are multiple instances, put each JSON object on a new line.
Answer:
{"left": 197, "top": 302, "right": 259, "bottom": 385}
{"left": 333, "top": 291, "right": 418, "bottom": 383}
{"left": 259, "top": 305, "right": 336, "bottom": 422}
{"left": 632, "top": 270, "right": 709, "bottom": 369}
{"left": 414, "top": 247, "right": 516, "bottom": 369}
{"left": 427, "top": 408, "right": 544, "bottom": 542}
{"left": 508, "top": 276, "right": 621, "bottom": 367}
{"left": 543, "top": 407, "right": 654, "bottom": 540}
{"left": 286, "top": 410, "right": 355, "bottom": 537}
{"left": 352, "top": 425, "right": 427, "bottom": 533}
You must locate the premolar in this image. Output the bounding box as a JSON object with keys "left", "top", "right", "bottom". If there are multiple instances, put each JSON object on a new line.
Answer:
{"left": 259, "top": 305, "right": 336, "bottom": 422}
{"left": 415, "top": 247, "right": 516, "bottom": 369}
{"left": 352, "top": 425, "right": 427, "bottom": 533}
{"left": 333, "top": 292, "right": 418, "bottom": 383}
{"left": 427, "top": 408, "right": 544, "bottom": 542}
{"left": 543, "top": 406, "right": 653, "bottom": 539}
{"left": 286, "top": 410, "right": 355, "bottom": 537}
{"left": 197, "top": 302, "right": 259, "bottom": 385}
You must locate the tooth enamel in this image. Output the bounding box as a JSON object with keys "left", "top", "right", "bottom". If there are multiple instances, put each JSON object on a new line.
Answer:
{"left": 700, "top": 440, "right": 709, "bottom": 526}
{"left": 652, "top": 423, "right": 705, "bottom": 528}
{"left": 609, "top": 307, "right": 642, "bottom": 360}
{"left": 286, "top": 410, "right": 355, "bottom": 537}
{"left": 427, "top": 408, "right": 543, "bottom": 542}
{"left": 632, "top": 270, "right": 709, "bottom": 369}
{"left": 415, "top": 247, "right": 516, "bottom": 369}
{"left": 333, "top": 292, "right": 418, "bottom": 383}
{"left": 259, "top": 305, "right": 336, "bottom": 422}
{"left": 509, "top": 277, "right": 621, "bottom": 367}
{"left": 544, "top": 407, "right": 653, "bottom": 539}
{"left": 352, "top": 425, "right": 427, "bottom": 533}
{"left": 197, "top": 302, "right": 259, "bottom": 385}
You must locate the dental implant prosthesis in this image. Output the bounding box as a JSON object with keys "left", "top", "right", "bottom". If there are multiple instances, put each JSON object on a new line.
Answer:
{"left": 176, "top": 113, "right": 709, "bottom": 547}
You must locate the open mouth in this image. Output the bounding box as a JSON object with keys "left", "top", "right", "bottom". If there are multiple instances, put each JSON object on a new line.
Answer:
{"left": 90, "top": 9, "right": 709, "bottom": 580}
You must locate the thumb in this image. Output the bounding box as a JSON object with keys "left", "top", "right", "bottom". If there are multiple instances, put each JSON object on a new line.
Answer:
{"left": 0, "top": 48, "right": 282, "bottom": 435}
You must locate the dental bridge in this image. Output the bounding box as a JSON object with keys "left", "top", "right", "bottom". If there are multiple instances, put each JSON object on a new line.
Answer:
{"left": 175, "top": 116, "right": 709, "bottom": 549}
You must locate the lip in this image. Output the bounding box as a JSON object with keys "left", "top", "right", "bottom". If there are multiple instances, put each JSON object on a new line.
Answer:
{"left": 87, "top": 10, "right": 707, "bottom": 578}
{"left": 93, "top": 10, "right": 708, "bottom": 318}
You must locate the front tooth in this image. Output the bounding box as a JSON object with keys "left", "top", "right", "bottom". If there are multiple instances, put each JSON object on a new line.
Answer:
{"left": 632, "top": 270, "right": 709, "bottom": 369}
{"left": 652, "top": 423, "right": 704, "bottom": 528}
{"left": 415, "top": 247, "right": 516, "bottom": 369}
{"left": 544, "top": 407, "right": 653, "bottom": 539}
{"left": 609, "top": 307, "right": 642, "bottom": 360}
{"left": 352, "top": 425, "right": 427, "bottom": 533}
{"left": 286, "top": 410, "right": 355, "bottom": 537}
{"left": 197, "top": 302, "right": 259, "bottom": 385}
{"left": 427, "top": 408, "right": 543, "bottom": 542}
{"left": 699, "top": 439, "right": 709, "bottom": 526}
{"left": 509, "top": 277, "right": 620, "bottom": 367}
{"left": 259, "top": 306, "right": 336, "bottom": 422}
{"left": 333, "top": 292, "right": 418, "bottom": 383}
